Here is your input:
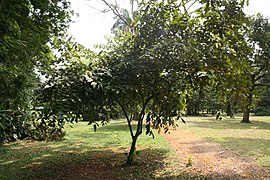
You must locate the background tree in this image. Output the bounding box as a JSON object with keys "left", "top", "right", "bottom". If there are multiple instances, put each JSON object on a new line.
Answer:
{"left": 0, "top": 0, "right": 73, "bottom": 143}
{"left": 111, "top": 8, "right": 132, "bottom": 33}
{"left": 255, "top": 85, "right": 270, "bottom": 116}
{"left": 241, "top": 14, "right": 270, "bottom": 123}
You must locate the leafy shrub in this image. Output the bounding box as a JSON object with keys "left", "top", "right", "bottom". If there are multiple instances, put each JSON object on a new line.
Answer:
{"left": 31, "top": 121, "right": 66, "bottom": 141}
{"left": 0, "top": 109, "right": 32, "bottom": 144}
{"left": 254, "top": 107, "right": 270, "bottom": 116}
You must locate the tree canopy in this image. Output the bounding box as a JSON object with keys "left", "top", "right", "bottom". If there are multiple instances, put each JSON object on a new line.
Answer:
{"left": 0, "top": 0, "right": 73, "bottom": 143}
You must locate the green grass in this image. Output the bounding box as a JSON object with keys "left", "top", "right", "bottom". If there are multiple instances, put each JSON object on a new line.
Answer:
{"left": 1, "top": 116, "right": 269, "bottom": 179}
{"left": 0, "top": 120, "right": 183, "bottom": 179}
{"left": 179, "top": 115, "right": 270, "bottom": 168}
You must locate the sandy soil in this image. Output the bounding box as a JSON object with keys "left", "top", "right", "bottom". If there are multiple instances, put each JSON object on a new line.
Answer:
{"left": 161, "top": 128, "right": 270, "bottom": 179}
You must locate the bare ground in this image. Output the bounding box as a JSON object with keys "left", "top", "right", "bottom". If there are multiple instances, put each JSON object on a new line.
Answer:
{"left": 161, "top": 128, "right": 270, "bottom": 179}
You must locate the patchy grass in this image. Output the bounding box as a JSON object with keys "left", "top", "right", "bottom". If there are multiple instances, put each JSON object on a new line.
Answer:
{"left": 180, "top": 115, "right": 270, "bottom": 168}
{"left": 1, "top": 116, "right": 269, "bottom": 179}
{"left": 0, "top": 120, "right": 185, "bottom": 179}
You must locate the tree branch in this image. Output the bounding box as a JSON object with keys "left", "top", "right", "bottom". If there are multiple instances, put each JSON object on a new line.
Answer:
{"left": 187, "top": 0, "right": 198, "bottom": 11}
{"left": 118, "top": 100, "right": 134, "bottom": 138}
{"left": 85, "top": 4, "right": 110, "bottom": 13}
{"left": 101, "top": 0, "right": 131, "bottom": 28}
{"left": 255, "top": 83, "right": 270, "bottom": 87}
{"left": 135, "top": 95, "right": 153, "bottom": 137}
{"left": 254, "top": 73, "right": 267, "bottom": 82}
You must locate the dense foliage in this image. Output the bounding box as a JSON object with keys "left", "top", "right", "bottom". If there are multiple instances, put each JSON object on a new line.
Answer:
{"left": 0, "top": 0, "right": 72, "bottom": 143}
{"left": 76, "top": 0, "right": 253, "bottom": 164}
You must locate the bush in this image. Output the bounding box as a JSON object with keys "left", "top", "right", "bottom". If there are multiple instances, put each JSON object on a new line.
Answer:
{"left": 31, "top": 114, "right": 66, "bottom": 141}
{"left": 254, "top": 107, "right": 270, "bottom": 116}
{"left": 0, "top": 110, "right": 32, "bottom": 144}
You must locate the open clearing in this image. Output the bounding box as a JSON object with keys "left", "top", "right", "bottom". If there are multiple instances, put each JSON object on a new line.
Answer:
{"left": 162, "top": 116, "right": 270, "bottom": 179}
{"left": 0, "top": 116, "right": 269, "bottom": 179}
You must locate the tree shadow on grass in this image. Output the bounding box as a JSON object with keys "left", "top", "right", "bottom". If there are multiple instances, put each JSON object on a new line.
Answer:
{"left": 2, "top": 141, "right": 268, "bottom": 179}
{"left": 0, "top": 146, "right": 173, "bottom": 179}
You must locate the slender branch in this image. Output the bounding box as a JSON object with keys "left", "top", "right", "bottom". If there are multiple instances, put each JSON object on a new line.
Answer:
{"left": 135, "top": 95, "right": 153, "bottom": 136}
{"left": 135, "top": 119, "right": 143, "bottom": 137}
{"left": 254, "top": 72, "right": 267, "bottom": 82}
{"left": 187, "top": 0, "right": 198, "bottom": 11}
{"left": 254, "top": 83, "right": 270, "bottom": 87}
{"left": 127, "top": 118, "right": 135, "bottom": 140}
{"left": 131, "top": 0, "right": 134, "bottom": 14}
{"left": 117, "top": 100, "right": 134, "bottom": 138}
{"left": 101, "top": 0, "right": 130, "bottom": 28}
{"left": 139, "top": 95, "right": 153, "bottom": 120}
{"left": 85, "top": 4, "right": 110, "bottom": 13}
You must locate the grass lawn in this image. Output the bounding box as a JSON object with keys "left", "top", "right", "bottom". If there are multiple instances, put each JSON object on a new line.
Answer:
{"left": 0, "top": 116, "right": 269, "bottom": 179}
{"left": 0, "top": 120, "right": 181, "bottom": 179}
{"left": 179, "top": 115, "right": 270, "bottom": 168}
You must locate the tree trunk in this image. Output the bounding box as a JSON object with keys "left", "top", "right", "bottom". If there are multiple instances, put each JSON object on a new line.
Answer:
{"left": 119, "top": 96, "right": 151, "bottom": 165}
{"left": 186, "top": 95, "right": 192, "bottom": 115}
{"left": 226, "top": 101, "right": 234, "bottom": 119}
{"left": 126, "top": 117, "right": 143, "bottom": 165}
{"left": 241, "top": 92, "right": 253, "bottom": 123}
{"left": 126, "top": 135, "right": 138, "bottom": 165}
{"left": 241, "top": 107, "right": 251, "bottom": 123}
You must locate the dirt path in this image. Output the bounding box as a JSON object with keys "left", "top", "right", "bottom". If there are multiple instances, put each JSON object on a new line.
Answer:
{"left": 161, "top": 128, "right": 270, "bottom": 179}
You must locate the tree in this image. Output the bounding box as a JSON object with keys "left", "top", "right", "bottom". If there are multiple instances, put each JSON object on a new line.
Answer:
{"left": 0, "top": 0, "right": 73, "bottom": 143}
{"left": 35, "top": 0, "right": 251, "bottom": 165}
{"left": 96, "top": 0, "right": 251, "bottom": 164}
{"left": 241, "top": 14, "right": 270, "bottom": 123}
{"left": 255, "top": 86, "right": 270, "bottom": 116}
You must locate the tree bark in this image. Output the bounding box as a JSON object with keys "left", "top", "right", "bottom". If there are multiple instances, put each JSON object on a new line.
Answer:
{"left": 226, "top": 101, "right": 234, "bottom": 119}
{"left": 126, "top": 117, "right": 143, "bottom": 165}
{"left": 241, "top": 93, "right": 252, "bottom": 123}
{"left": 126, "top": 135, "right": 138, "bottom": 165}
{"left": 241, "top": 107, "right": 251, "bottom": 123}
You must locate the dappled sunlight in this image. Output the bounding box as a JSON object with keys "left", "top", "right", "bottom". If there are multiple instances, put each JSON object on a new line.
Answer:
{"left": 21, "top": 161, "right": 44, "bottom": 169}
{"left": 11, "top": 148, "right": 175, "bottom": 179}
{"left": 32, "top": 154, "right": 52, "bottom": 161}
{"left": 0, "top": 159, "right": 19, "bottom": 165}
{"left": 0, "top": 121, "right": 178, "bottom": 179}
{"left": 1, "top": 118, "right": 269, "bottom": 179}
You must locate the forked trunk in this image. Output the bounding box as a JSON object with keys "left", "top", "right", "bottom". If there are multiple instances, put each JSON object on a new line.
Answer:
{"left": 126, "top": 136, "right": 138, "bottom": 165}
{"left": 126, "top": 118, "right": 143, "bottom": 165}
{"left": 119, "top": 96, "right": 151, "bottom": 165}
